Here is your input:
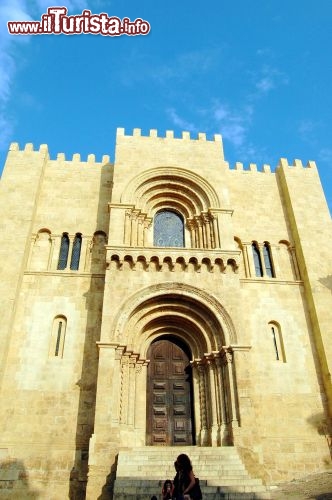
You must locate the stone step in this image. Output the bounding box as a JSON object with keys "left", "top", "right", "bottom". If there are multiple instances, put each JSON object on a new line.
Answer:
{"left": 113, "top": 481, "right": 272, "bottom": 499}
{"left": 115, "top": 478, "right": 265, "bottom": 487}
{"left": 116, "top": 464, "right": 247, "bottom": 472}
{"left": 113, "top": 494, "right": 272, "bottom": 499}
{"left": 113, "top": 447, "right": 271, "bottom": 499}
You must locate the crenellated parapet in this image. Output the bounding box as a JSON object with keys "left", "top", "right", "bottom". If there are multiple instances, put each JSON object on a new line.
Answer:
{"left": 277, "top": 158, "right": 317, "bottom": 170}
{"left": 106, "top": 246, "right": 240, "bottom": 273}
{"left": 8, "top": 142, "right": 317, "bottom": 173}
{"left": 116, "top": 127, "right": 222, "bottom": 143}
{"left": 8, "top": 142, "right": 111, "bottom": 164}
{"left": 228, "top": 158, "right": 317, "bottom": 173}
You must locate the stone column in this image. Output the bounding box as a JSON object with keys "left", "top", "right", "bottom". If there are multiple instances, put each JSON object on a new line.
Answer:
{"left": 222, "top": 349, "right": 239, "bottom": 426}
{"left": 124, "top": 210, "right": 132, "bottom": 245}
{"left": 197, "top": 363, "right": 209, "bottom": 445}
{"left": 187, "top": 219, "right": 195, "bottom": 248}
{"left": 191, "top": 362, "right": 201, "bottom": 445}
{"left": 48, "top": 236, "right": 55, "bottom": 270}
{"left": 128, "top": 354, "right": 138, "bottom": 426}
{"left": 130, "top": 211, "right": 139, "bottom": 247}
{"left": 240, "top": 243, "right": 251, "bottom": 278}
{"left": 67, "top": 235, "right": 74, "bottom": 271}
{"left": 195, "top": 216, "right": 204, "bottom": 249}
{"left": 206, "top": 357, "right": 220, "bottom": 446}
{"left": 143, "top": 217, "right": 152, "bottom": 246}
{"left": 134, "top": 360, "right": 149, "bottom": 445}
{"left": 244, "top": 241, "right": 256, "bottom": 278}
{"left": 203, "top": 213, "right": 212, "bottom": 249}
{"left": 211, "top": 212, "right": 220, "bottom": 248}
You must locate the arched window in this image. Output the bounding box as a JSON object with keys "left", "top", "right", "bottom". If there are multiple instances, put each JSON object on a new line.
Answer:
{"left": 263, "top": 242, "right": 275, "bottom": 278}
{"left": 269, "top": 322, "right": 286, "bottom": 363}
{"left": 70, "top": 233, "right": 82, "bottom": 270}
{"left": 153, "top": 210, "right": 184, "bottom": 248}
{"left": 252, "top": 242, "right": 263, "bottom": 277}
{"left": 57, "top": 233, "right": 69, "bottom": 270}
{"left": 31, "top": 229, "right": 51, "bottom": 271}
{"left": 50, "top": 315, "right": 67, "bottom": 358}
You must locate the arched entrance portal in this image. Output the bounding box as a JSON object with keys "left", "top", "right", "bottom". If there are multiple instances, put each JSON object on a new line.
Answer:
{"left": 107, "top": 283, "right": 241, "bottom": 448}
{"left": 146, "top": 337, "right": 194, "bottom": 446}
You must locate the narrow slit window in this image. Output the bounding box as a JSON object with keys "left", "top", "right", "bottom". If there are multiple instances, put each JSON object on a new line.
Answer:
{"left": 269, "top": 322, "right": 286, "bottom": 363}
{"left": 57, "top": 233, "right": 69, "bottom": 270}
{"left": 252, "top": 242, "right": 263, "bottom": 277}
{"left": 55, "top": 321, "right": 63, "bottom": 357}
{"left": 271, "top": 327, "right": 279, "bottom": 360}
{"left": 50, "top": 316, "right": 67, "bottom": 358}
{"left": 263, "top": 242, "right": 275, "bottom": 278}
{"left": 70, "top": 233, "right": 82, "bottom": 270}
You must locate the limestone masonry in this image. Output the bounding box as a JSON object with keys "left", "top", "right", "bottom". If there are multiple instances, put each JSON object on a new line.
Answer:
{"left": 0, "top": 128, "right": 331, "bottom": 499}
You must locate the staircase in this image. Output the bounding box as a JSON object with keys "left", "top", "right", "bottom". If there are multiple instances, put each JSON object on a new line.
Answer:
{"left": 113, "top": 447, "right": 271, "bottom": 499}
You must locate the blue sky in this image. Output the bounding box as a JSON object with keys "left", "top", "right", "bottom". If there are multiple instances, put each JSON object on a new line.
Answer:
{"left": 0, "top": 0, "right": 331, "bottom": 214}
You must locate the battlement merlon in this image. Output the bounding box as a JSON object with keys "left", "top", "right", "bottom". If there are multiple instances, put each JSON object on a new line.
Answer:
{"left": 116, "top": 127, "right": 223, "bottom": 144}
{"left": 6, "top": 142, "right": 111, "bottom": 165}
{"left": 277, "top": 157, "right": 317, "bottom": 170}
{"left": 115, "top": 128, "right": 225, "bottom": 171}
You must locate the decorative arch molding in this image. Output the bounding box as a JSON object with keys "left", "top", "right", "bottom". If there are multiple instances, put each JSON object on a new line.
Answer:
{"left": 109, "top": 282, "right": 238, "bottom": 357}
{"left": 120, "top": 166, "right": 221, "bottom": 211}
{"left": 117, "top": 167, "right": 223, "bottom": 249}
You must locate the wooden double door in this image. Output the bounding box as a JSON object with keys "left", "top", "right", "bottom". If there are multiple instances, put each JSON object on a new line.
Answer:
{"left": 146, "top": 339, "right": 194, "bottom": 446}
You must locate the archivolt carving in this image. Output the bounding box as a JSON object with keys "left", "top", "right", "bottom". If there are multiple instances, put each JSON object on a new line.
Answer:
{"left": 121, "top": 166, "right": 220, "bottom": 210}
{"left": 109, "top": 283, "right": 237, "bottom": 357}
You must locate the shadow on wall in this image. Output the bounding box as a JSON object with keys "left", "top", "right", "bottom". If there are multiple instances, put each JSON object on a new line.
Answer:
{"left": 307, "top": 412, "right": 332, "bottom": 460}
{"left": 68, "top": 161, "right": 114, "bottom": 500}
{"left": 97, "top": 455, "right": 118, "bottom": 500}
{"left": 0, "top": 459, "right": 39, "bottom": 499}
{"left": 319, "top": 275, "right": 332, "bottom": 293}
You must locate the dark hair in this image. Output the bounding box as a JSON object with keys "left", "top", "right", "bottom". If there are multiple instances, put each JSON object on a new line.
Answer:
{"left": 176, "top": 453, "right": 192, "bottom": 472}
{"left": 151, "top": 496, "right": 158, "bottom": 500}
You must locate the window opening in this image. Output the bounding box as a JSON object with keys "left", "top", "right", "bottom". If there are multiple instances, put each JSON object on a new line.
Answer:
{"left": 252, "top": 243, "right": 263, "bottom": 277}
{"left": 57, "top": 233, "right": 69, "bottom": 270}
{"left": 271, "top": 327, "right": 279, "bottom": 360}
{"left": 153, "top": 210, "right": 184, "bottom": 247}
{"left": 263, "top": 243, "right": 275, "bottom": 278}
{"left": 70, "top": 233, "right": 82, "bottom": 270}
{"left": 50, "top": 316, "right": 67, "bottom": 358}
{"left": 55, "top": 321, "right": 63, "bottom": 357}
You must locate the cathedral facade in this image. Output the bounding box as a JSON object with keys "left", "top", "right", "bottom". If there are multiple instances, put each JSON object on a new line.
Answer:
{"left": 0, "top": 128, "right": 331, "bottom": 498}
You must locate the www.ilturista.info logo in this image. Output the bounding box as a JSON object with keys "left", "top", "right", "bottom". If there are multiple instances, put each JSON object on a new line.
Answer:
{"left": 7, "top": 7, "right": 151, "bottom": 36}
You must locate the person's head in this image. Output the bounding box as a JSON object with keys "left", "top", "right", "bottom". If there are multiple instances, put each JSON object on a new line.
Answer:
{"left": 151, "top": 496, "right": 157, "bottom": 500}
{"left": 163, "top": 479, "right": 172, "bottom": 490}
{"left": 176, "top": 453, "right": 192, "bottom": 472}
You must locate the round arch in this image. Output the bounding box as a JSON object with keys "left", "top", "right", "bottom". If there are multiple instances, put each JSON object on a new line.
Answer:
{"left": 120, "top": 166, "right": 221, "bottom": 214}
{"left": 110, "top": 282, "right": 237, "bottom": 357}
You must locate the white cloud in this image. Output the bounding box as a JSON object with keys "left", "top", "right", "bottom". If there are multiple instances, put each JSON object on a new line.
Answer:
{"left": 253, "top": 65, "right": 288, "bottom": 97}
{"left": 0, "top": 0, "right": 91, "bottom": 153}
{"left": 318, "top": 148, "right": 332, "bottom": 164}
{"left": 166, "top": 108, "right": 197, "bottom": 133}
{"left": 150, "top": 47, "right": 223, "bottom": 85}
{"left": 256, "top": 76, "right": 274, "bottom": 93}
{"left": 0, "top": 1, "right": 33, "bottom": 150}
{"left": 212, "top": 103, "right": 253, "bottom": 147}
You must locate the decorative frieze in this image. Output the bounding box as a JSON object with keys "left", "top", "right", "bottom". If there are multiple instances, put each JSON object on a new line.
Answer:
{"left": 106, "top": 246, "right": 240, "bottom": 274}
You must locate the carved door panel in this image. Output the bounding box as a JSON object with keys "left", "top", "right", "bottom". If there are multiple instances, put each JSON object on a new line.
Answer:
{"left": 147, "top": 339, "right": 193, "bottom": 446}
